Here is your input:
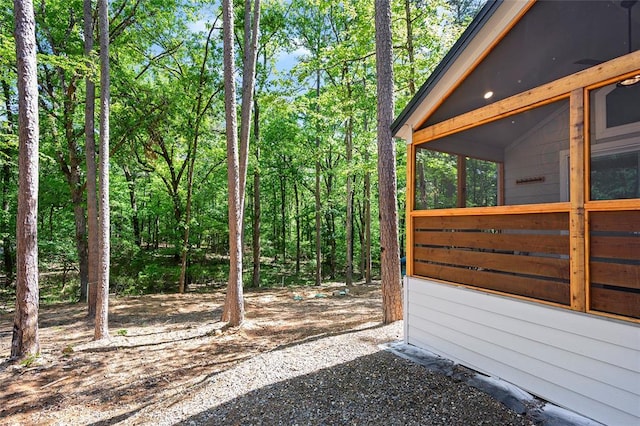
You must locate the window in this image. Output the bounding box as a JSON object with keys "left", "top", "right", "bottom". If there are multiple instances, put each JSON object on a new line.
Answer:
{"left": 560, "top": 138, "right": 640, "bottom": 202}
{"left": 414, "top": 147, "right": 498, "bottom": 210}
{"left": 594, "top": 83, "right": 640, "bottom": 140}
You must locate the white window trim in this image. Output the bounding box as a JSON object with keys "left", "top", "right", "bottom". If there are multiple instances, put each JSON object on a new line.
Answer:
{"left": 559, "top": 136, "right": 640, "bottom": 202}
{"left": 594, "top": 85, "right": 640, "bottom": 140}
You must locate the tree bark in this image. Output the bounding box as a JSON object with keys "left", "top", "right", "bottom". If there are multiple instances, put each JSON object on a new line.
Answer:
{"left": 94, "top": 0, "right": 110, "bottom": 341}
{"left": 314, "top": 70, "right": 322, "bottom": 286}
{"left": 375, "top": 0, "right": 402, "bottom": 323}
{"left": 279, "top": 174, "right": 286, "bottom": 262}
{"left": 221, "top": 0, "right": 244, "bottom": 326}
{"left": 364, "top": 162, "right": 372, "bottom": 284}
{"left": 251, "top": 99, "right": 261, "bottom": 288}
{"left": 11, "top": 0, "right": 40, "bottom": 359}
{"left": 85, "top": 0, "right": 99, "bottom": 314}
{"left": 404, "top": 0, "right": 416, "bottom": 96}
{"left": 345, "top": 113, "right": 354, "bottom": 286}
{"left": 238, "top": 0, "right": 261, "bottom": 212}
{"left": 294, "top": 181, "right": 300, "bottom": 275}
{"left": 40, "top": 24, "right": 90, "bottom": 300}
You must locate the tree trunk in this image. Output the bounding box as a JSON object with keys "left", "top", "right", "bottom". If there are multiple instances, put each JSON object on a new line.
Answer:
{"left": 404, "top": 0, "right": 416, "bottom": 96}
{"left": 294, "top": 181, "right": 300, "bottom": 275}
{"left": 327, "top": 209, "right": 336, "bottom": 280}
{"left": 251, "top": 99, "right": 261, "bottom": 288}
{"left": 221, "top": 0, "right": 260, "bottom": 325}
{"left": 364, "top": 164, "right": 372, "bottom": 284}
{"left": 375, "top": 0, "right": 402, "bottom": 323}
{"left": 71, "top": 189, "right": 88, "bottom": 302}
{"left": 279, "top": 174, "right": 286, "bottom": 263}
{"left": 1, "top": 81, "right": 15, "bottom": 287}
{"left": 84, "top": 0, "right": 99, "bottom": 314}
{"left": 11, "top": 0, "right": 40, "bottom": 359}
{"left": 238, "top": 0, "right": 261, "bottom": 211}
{"left": 221, "top": 0, "right": 243, "bottom": 326}
{"left": 314, "top": 70, "right": 322, "bottom": 286}
{"left": 56, "top": 81, "right": 89, "bottom": 305}
{"left": 94, "top": 0, "right": 110, "bottom": 341}
{"left": 345, "top": 114, "right": 354, "bottom": 286}
{"left": 122, "top": 166, "right": 141, "bottom": 246}
{"left": 179, "top": 25, "right": 216, "bottom": 294}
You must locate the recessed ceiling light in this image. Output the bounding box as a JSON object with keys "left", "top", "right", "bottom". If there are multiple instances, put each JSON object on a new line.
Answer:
{"left": 617, "top": 74, "right": 640, "bottom": 87}
{"left": 483, "top": 91, "right": 493, "bottom": 100}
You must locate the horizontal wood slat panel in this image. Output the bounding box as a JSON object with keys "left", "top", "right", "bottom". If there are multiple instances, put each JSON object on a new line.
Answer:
{"left": 414, "top": 230, "right": 569, "bottom": 254}
{"left": 414, "top": 212, "right": 569, "bottom": 231}
{"left": 414, "top": 246, "right": 570, "bottom": 280}
{"left": 590, "top": 210, "right": 640, "bottom": 232}
{"left": 590, "top": 287, "right": 640, "bottom": 319}
{"left": 413, "top": 262, "right": 570, "bottom": 305}
{"left": 590, "top": 262, "right": 640, "bottom": 289}
{"left": 590, "top": 236, "right": 640, "bottom": 261}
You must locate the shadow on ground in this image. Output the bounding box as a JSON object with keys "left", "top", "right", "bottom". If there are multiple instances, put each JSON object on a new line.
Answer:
{"left": 172, "top": 350, "right": 534, "bottom": 426}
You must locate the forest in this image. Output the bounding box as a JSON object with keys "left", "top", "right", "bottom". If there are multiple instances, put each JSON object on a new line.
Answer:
{"left": 1, "top": 0, "right": 482, "bottom": 324}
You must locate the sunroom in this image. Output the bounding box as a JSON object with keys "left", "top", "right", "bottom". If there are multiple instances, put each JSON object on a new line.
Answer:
{"left": 393, "top": 1, "right": 640, "bottom": 424}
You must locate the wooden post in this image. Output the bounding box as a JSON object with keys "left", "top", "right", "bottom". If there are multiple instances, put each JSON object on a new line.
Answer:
{"left": 569, "top": 89, "right": 586, "bottom": 312}
{"left": 457, "top": 155, "right": 467, "bottom": 208}
{"left": 406, "top": 137, "right": 415, "bottom": 277}
{"left": 497, "top": 162, "right": 505, "bottom": 206}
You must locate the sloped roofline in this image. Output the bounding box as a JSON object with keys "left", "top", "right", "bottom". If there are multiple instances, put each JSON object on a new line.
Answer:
{"left": 391, "top": 0, "right": 531, "bottom": 140}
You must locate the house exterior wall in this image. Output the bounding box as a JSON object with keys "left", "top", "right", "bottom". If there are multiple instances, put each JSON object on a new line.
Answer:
{"left": 504, "top": 106, "right": 569, "bottom": 205}
{"left": 405, "top": 276, "right": 640, "bottom": 425}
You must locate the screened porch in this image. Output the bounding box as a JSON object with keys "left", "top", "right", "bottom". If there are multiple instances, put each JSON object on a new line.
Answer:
{"left": 407, "top": 63, "right": 640, "bottom": 322}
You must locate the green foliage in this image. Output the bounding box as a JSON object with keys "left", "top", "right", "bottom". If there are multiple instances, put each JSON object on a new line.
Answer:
{"left": 1, "top": 0, "right": 477, "bottom": 298}
{"left": 62, "top": 345, "right": 74, "bottom": 356}
{"left": 19, "top": 353, "right": 40, "bottom": 368}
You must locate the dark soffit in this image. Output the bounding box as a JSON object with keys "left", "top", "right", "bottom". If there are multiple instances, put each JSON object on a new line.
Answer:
{"left": 390, "top": 0, "right": 502, "bottom": 136}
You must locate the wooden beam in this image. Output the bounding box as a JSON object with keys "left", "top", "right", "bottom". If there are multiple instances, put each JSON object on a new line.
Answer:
{"left": 569, "top": 88, "right": 586, "bottom": 312}
{"left": 413, "top": 51, "right": 640, "bottom": 145}
{"left": 406, "top": 142, "right": 415, "bottom": 277}
{"left": 457, "top": 155, "right": 466, "bottom": 208}
{"left": 497, "top": 162, "right": 505, "bottom": 206}
{"left": 410, "top": 202, "right": 569, "bottom": 217}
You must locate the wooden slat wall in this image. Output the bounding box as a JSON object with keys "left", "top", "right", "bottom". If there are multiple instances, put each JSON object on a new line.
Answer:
{"left": 589, "top": 210, "right": 640, "bottom": 319}
{"left": 413, "top": 212, "right": 570, "bottom": 305}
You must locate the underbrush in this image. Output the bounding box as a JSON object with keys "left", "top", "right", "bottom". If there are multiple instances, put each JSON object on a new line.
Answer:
{"left": 1, "top": 244, "right": 362, "bottom": 305}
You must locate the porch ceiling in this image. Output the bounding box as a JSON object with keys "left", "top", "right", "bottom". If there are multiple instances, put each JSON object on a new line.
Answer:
{"left": 422, "top": 0, "right": 640, "bottom": 129}
{"left": 422, "top": 101, "right": 567, "bottom": 162}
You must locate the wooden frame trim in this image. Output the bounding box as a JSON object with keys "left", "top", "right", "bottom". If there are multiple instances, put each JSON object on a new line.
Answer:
{"left": 497, "top": 162, "right": 505, "bottom": 206}
{"left": 412, "top": 50, "right": 640, "bottom": 146}
{"left": 406, "top": 142, "right": 415, "bottom": 277}
{"left": 569, "top": 89, "right": 586, "bottom": 312}
{"left": 457, "top": 155, "right": 467, "bottom": 208}
{"left": 585, "top": 199, "right": 640, "bottom": 211}
{"left": 409, "top": 202, "right": 570, "bottom": 218}
{"left": 586, "top": 309, "right": 640, "bottom": 325}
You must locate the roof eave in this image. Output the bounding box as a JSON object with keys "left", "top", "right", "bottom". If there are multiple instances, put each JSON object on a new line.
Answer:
{"left": 392, "top": 0, "right": 532, "bottom": 141}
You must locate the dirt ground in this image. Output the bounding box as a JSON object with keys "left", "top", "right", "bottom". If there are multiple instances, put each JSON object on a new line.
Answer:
{"left": 0, "top": 282, "right": 383, "bottom": 425}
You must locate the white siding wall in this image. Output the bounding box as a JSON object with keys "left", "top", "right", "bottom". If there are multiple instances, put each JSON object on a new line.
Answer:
{"left": 405, "top": 277, "right": 640, "bottom": 425}
{"left": 504, "top": 106, "right": 569, "bottom": 205}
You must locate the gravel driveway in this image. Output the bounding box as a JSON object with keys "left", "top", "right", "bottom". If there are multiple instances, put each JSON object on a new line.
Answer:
{"left": 126, "top": 322, "right": 534, "bottom": 425}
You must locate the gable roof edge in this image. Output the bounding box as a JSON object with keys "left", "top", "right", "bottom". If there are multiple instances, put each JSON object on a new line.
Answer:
{"left": 391, "top": 0, "right": 532, "bottom": 141}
